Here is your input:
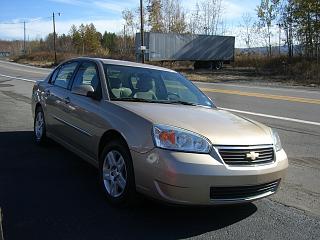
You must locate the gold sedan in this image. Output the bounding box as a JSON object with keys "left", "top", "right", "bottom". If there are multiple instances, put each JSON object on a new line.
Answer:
{"left": 32, "top": 58, "right": 288, "bottom": 205}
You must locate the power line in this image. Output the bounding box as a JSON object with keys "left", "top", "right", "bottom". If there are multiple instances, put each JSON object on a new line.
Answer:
{"left": 0, "top": 21, "right": 24, "bottom": 25}
{"left": 0, "top": 16, "right": 52, "bottom": 25}
{"left": 29, "top": 16, "right": 52, "bottom": 22}
{"left": 23, "top": 21, "right": 26, "bottom": 54}
{"left": 0, "top": 25, "right": 24, "bottom": 29}
{"left": 25, "top": 28, "right": 48, "bottom": 34}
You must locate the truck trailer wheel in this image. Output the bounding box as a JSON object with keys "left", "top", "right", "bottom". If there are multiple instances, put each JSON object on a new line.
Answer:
{"left": 213, "top": 61, "right": 223, "bottom": 70}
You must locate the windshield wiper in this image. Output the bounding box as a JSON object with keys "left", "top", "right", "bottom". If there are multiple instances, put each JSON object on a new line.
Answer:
{"left": 164, "top": 100, "right": 199, "bottom": 106}
{"left": 113, "top": 98, "right": 200, "bottom": 106}
{"left": 112, "top": 97, "right": 158, "bottom": 103}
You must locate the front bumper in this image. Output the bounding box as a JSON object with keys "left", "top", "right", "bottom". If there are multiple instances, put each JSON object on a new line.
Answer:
{"left": 131, "top": 147, "right": 288, "bottom": 205}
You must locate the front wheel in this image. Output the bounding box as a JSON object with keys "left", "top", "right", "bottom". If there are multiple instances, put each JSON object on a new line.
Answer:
{"left": 99, "top": 140, "right": 136, "bottom": 206}
{"left": 34, "top": 107, "right": 47, "bottom": 144}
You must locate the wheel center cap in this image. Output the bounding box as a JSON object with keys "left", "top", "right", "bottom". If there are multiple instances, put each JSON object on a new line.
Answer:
{"left": 110, "top": 169, "right": 119, "bottom": 179}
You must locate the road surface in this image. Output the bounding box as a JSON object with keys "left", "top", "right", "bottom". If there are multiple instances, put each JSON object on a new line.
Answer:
{"left": 0, "top": 60, "right": 319, "bottom": 240}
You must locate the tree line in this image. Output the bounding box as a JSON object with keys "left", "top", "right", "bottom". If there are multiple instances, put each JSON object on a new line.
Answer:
{"left": 122, "top": 0, "right": 225, "bottom": 36}
{"left": 25, "top": 23, "right": 123, "bottom": 56}
{"left": 240, "top": 0, "right": 319, "bottom": 59}
{"left": 122, "top": 0, "right": 319, "bottom": 60}
{"left": 1, "top": 0, "right": 319, "bottom": 61}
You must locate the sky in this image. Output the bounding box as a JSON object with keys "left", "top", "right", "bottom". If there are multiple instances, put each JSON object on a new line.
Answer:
{"left": 0, "top": 0, "right": 261, "bottom": 47}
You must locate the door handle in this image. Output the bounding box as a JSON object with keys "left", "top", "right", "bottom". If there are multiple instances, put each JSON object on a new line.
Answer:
{"left": 64, "top": 97, "right": 70, "bottom": 104}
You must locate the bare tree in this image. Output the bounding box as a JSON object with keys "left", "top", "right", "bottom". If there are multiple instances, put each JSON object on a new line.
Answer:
{"left": 203, "top": 0, "right": 223, "bottom": 35}
{"left": 188, "top": 0, "right": 225, "bottom": 35}
{"left": 162, "top": 0, "right": 187, "bottom": 33}
{"left": 188, "top": 3, "right": 201, "bottom": 34}
{"left": 256, "top": 0, "right": 280, "bottom": 56}
{"left": 278, "top": 0, "right": 294, "bottom": 58}
{"left": 122, "top": 9, "right": 138, "bottom": 37}
{"left": 239, "top": 13, "right": 255, "bottom": 49}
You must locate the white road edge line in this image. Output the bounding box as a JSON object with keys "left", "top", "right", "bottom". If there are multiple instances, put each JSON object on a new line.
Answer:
{"left": 0, "top": 73, "right": 37, "bottom": 83}
{"left": 220, "top": 107, "right": 320, "bottom": 126}
{"left": 0, "top": 60, "right": 51, "bottom": 72}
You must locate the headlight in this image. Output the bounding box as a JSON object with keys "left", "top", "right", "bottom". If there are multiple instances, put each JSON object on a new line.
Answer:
{"left": 153, "top": 124, "right": 211, "bottom": 153}
{"left": 271, "top": 129, "right": 282, "bottom": 151}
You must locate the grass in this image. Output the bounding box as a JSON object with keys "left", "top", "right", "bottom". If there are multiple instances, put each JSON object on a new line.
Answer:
{"left": 234, "top": 54, "right": 320, "bottom": 85}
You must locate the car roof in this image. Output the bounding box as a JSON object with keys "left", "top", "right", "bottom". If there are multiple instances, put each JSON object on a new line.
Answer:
{"left": 70, "top": 57, "right": 176, "bottom": 73}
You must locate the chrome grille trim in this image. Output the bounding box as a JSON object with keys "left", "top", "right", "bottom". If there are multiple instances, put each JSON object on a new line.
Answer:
{"left": 216, "top": 145, "right": 275, "bottom": 166}
{"left": 210, "top": 179, "right": 280, "bottom": 200}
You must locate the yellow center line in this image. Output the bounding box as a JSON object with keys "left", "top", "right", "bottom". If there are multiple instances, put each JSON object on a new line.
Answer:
{"left": 200, "top": 87, "right": 320, "bottom": 105}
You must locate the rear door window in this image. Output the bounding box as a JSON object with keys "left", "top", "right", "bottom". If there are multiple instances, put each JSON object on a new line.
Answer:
{"left": 72, "top": 62, "right": 100, "bottom": 91}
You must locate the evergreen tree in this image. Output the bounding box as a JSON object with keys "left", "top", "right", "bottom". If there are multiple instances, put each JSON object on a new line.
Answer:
{"left": 147, "top": 0, "right": 164, "bottom": 32}
{"left": 102, "top": 31, "right": 117, "bottom": 53}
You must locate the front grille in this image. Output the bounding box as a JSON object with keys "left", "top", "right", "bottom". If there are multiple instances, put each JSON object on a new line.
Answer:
{"left": 210, "top": 180, "right": 280, "bottom": 200}
{"left": 217, "top": 145, "right": 275, "bottom": 166}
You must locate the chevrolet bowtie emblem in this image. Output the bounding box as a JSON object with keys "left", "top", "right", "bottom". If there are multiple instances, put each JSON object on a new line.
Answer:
{"left": 246, "top": 151, "right": 259, "bottom": 160}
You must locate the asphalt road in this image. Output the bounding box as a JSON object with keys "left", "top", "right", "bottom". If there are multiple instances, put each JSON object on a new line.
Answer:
{"left": 0, "top": 60, "right": 319, "bottom": 240}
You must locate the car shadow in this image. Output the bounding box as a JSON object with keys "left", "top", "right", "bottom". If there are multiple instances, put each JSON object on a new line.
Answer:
{"left": 0, "top": 131, "right": 257, "bottom": 240}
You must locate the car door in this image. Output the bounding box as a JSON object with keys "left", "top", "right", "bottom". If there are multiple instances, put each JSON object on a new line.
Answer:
{"left": 63, "top": 61, "right": 105, "bottom": 159}
{"left": 45, "top": 61, "right": 79, "bottom": 142}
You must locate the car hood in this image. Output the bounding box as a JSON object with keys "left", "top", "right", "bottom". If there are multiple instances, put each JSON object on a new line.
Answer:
{"left": 113, "top": 102, "right": 273, "bottom": 146}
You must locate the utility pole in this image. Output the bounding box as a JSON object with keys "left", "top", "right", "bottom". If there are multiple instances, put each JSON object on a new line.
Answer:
{"left": 140, "top": 0, "right": 145, "bottom": 63}
{"left": 52, "top": 12, "right": 57, "bottom": 65}
{"left": 204, "top": 26, "right": 209, "bottom": 35}
{"left": 23, "top": 21, "right": 26, "bottom": 55}
{"left": 278, "top": 24, "right": 281, "bottom": 56}
{"left": 124, "top": 25, "right": 126, "bottom": 54}
{"left": 316, "top": 16, "right": 319, "bottom": 81}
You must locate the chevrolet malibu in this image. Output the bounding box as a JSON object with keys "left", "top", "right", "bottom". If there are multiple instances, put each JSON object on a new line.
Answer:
{"left": 32, "top": 57, "right": 288, "bottom": 205}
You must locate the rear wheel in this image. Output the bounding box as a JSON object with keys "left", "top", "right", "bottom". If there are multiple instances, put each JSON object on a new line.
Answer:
{"left": 34, "top": 107, "right": 47, "bottom": 144}
{"left": 213, "top": 61, "right": 223, "bottom": 70}
{"left": 99, "top": 140, "right": 136, "bottom": 206}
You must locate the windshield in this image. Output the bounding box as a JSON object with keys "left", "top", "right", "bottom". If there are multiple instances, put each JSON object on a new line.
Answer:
{"left": 103, "top": 64, "right": 214, "bottom": 108}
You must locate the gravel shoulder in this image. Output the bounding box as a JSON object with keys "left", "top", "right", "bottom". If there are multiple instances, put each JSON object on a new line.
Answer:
{"left": 183, "top": 67, "right": 320, "bottom": 89}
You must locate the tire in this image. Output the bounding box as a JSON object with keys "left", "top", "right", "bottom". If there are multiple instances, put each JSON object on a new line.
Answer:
{"left": 34, "top": 106, "right": 47, "bottom": 145}
{"left": 99, "top": 140, "right": 136, "bottom": 206}
{"left": 214, "top": 61, "right": 223, "bottom": 70}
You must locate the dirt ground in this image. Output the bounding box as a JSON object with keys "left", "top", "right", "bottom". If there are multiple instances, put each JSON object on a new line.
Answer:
{"left": 182, "top": 67, "right": 320, "bottom": 88}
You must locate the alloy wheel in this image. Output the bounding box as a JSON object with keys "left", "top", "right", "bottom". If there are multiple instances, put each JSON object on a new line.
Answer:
{"left": 102, "top": 150, "right": 127, "bottom": 198}
{"left": 35, "top": 111, "right": 44, "bottom": 141}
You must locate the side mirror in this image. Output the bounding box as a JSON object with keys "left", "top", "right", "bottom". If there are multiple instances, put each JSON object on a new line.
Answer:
{"left": 87, "top": 90, "right": 101, "bottom": 100}
{"left": 72, "top": 85, "right": 95, "bottom": 97}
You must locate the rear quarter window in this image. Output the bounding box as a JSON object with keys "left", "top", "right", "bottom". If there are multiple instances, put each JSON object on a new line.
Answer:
{"left": 49, "top": 68, "right": 60, "bottom": 84}
{"left": 52, "top": 62, "right": 78, "bottom": 89}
